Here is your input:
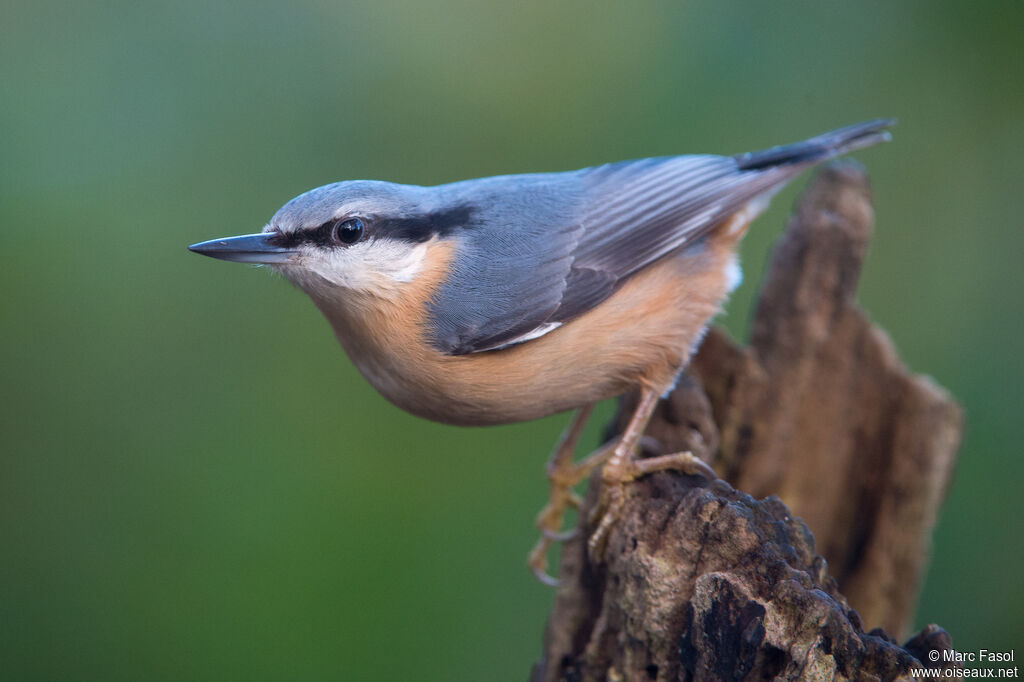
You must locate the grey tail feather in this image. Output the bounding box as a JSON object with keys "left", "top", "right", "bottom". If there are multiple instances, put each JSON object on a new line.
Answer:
{"left": 734, "top": 118, "right": 895, "bottom": 171}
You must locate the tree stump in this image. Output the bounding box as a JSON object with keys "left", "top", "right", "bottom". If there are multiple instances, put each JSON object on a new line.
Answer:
{"left": 533, "top": 162, "right": 963, "bottom": 682}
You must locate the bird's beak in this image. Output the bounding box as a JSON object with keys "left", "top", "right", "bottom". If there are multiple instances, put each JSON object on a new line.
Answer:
{"left": 188, "top": 233, "right": 297, "bottom": 264}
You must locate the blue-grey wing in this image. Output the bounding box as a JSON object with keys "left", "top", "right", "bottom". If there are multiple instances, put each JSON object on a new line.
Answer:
{"left": 425, "top": 172, "right": 587, "bottom": 354}
{"left": 547, "top": 153, "right": 798, "bottom": 324}
{"left": 426, "top": 155, "right": 779, "bottom": 355}
{"left": 428, "top": 120, "right": 892, "bottom": 355}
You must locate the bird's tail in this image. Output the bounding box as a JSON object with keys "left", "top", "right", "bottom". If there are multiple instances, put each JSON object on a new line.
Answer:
{"left": 734, "top": 118, "right": 895, "bottom": 171}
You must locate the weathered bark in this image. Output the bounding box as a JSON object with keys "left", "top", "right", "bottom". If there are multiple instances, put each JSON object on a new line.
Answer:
{"left": 533, "top": 162, "right": 963, "bottom": 682}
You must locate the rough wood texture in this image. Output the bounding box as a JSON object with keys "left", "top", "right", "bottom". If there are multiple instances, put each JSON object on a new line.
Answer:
{"left": 533, "top": 162, "right": 963, "bottom": 682}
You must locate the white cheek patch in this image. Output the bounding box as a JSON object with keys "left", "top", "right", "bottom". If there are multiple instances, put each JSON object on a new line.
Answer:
{"left": 284, "top": 237, "right": 432, "bottom": 297}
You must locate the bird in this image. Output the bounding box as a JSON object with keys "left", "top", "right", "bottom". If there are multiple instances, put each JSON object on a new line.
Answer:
{"left": 189, "top": 119, "right": 893, "bottom": 584}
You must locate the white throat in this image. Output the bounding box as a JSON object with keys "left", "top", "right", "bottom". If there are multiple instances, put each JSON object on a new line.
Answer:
{"left": 279, "top": 237, "right": 433, "bottom": 300}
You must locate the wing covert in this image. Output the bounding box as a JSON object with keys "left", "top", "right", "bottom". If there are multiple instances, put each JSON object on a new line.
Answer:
{"left": 425, "top": 156, "right": 793, "bottom": 354}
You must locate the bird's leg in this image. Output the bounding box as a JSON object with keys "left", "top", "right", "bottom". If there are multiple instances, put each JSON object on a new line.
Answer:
{"left": 528, "top": 403, "right": 616, "bottom": 585}
{"left": 587, "top": 388, "right": 715, "bottom": 560}
{"left": 585, "top": 388, "right": 660, "bottom": 560}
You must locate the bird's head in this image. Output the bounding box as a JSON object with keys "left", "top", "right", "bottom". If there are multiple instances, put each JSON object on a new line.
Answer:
{"left": 189, "top": 180, "right": 472, "bottom": 303}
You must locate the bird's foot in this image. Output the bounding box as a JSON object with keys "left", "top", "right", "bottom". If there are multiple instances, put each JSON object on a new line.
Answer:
{"left": 528, "top": 441, "right": 615, "bottom": 586}
{"left": 587, "top": 450, "right": 716, "bottom": 560}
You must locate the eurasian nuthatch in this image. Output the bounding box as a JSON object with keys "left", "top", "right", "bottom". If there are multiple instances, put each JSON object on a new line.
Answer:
{"left": 189, "top": 119, "right": 893, "bottom": 583}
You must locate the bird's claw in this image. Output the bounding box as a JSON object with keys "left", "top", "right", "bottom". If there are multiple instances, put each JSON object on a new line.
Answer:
{"left": 586, "top": 450, "right": 716, "bottom": 560}
{"left": 531, "top": 564, "right": 560, "bottom": 588}
{"left": 587, "top": 481, "right": 626, "bottom": 560}
{"left": 542, "top": 526, "right": 579, "bottom": 542}
{"left": 529, "top": 430, "right": 616, "bottom": 585}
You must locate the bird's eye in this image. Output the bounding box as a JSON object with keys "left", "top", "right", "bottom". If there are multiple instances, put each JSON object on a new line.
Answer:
{"left": 332, "top": 218, "right": 364, "bottom": 245}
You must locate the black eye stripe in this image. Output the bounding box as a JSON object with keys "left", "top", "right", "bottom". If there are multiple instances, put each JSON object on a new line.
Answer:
{"left": 310, "top": 220, "right": 339, "bottom": 246}
{"left": 270, "top": 219, "right": 364, "bottom": 248}
{"left": 268, "top": 205, "right": 476, "bottom": 248}
{"left": 374, "top": 206, "right": 475, "bottom": 243}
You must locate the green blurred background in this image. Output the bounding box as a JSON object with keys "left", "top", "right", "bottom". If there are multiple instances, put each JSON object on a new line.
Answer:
{"left": 2, "top": 1, "right": 1021, "bottom": 679}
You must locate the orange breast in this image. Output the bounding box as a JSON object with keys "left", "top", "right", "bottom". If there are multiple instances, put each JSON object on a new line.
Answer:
{"left": 313, "top": 222, "right": 746, "bottom": 426}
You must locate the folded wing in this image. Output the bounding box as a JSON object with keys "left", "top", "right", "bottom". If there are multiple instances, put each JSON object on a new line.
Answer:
{"left": 428, "top": 119, "right": 892, "bottom": 354}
